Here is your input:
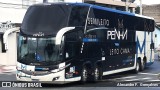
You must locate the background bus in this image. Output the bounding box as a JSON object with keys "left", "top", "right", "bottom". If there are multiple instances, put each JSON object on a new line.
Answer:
{"left": 16, "top": 3, "right": 155, "bottom": 83}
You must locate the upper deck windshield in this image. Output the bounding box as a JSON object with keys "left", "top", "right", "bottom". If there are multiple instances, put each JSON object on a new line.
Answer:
{"left": 21, "top": 4, "right": 71, "bottom": 36}
{"left": 18, "top": 35, "right": 62, "bottom": 65}
{"left": 21, "top": 4, "right": 90, "bottom": 36}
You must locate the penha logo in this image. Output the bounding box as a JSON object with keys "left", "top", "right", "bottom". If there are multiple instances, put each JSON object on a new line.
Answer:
{"left": 118, "top": 19, "right": 124, "bottom": 29}
{"left": 107, "top": 19, "right": 128, "bottom": 40}
{"left": 33, "top": 32, "right": 44, "bottom": 37}
{"left": 107, "top": 28, "right": 128, "bottom": 40}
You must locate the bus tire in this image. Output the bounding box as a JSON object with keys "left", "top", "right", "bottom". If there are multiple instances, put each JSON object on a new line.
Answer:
{"left": 133, "top": 60, "right": 140, "bottom": 73}
{"left": 93, "top": 66, "right": 102, "bottom": 82}
{"left": 140, "top": 59, "right": 146, "bottom": 71}
{"left": 80, "top": 66, "right": 88, "bottom": 83}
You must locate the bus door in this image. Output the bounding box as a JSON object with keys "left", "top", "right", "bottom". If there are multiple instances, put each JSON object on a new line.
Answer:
{"left": 63, "top": 30, "right": 83, "bottom": 79}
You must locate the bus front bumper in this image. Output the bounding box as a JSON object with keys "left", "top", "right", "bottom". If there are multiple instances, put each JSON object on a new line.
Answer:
{"left": 16, "top": 69, "right": 65, "bottom": 83}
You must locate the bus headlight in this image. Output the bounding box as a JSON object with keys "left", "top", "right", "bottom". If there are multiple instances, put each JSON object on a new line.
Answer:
{"left": 52, "top": 76, "right": 60, "bottom": 81}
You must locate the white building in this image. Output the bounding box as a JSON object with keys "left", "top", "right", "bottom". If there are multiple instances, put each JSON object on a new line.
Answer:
{"left": 0, "top": 1, "right": 23, "bottom": 65}
{"left": 0, "top": 0, "right": 40, "bottom": 65}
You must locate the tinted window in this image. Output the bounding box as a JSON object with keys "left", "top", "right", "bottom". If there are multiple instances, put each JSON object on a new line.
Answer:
{"left": 21, "top": 4, "right": 71, "bottom": 36}
{"left": 65, "top": 31, "right": 82, "bottom": 59}
{"left": 69, "top": 6, "right": 89, "bottom": 27}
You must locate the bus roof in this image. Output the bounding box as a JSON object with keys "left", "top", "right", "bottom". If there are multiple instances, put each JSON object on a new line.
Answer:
{"left": 33, "top": 3, "right": 154, "bottom": 20}
{"left": 21, "top": 3, "right": 155, "bottom": 37}
{"left": 78, "top": 3, "right": 154, "bottom": 20}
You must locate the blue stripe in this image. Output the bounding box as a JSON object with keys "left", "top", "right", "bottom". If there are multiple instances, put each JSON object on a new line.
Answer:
{"left": 71, "top": 3, "right": 135, "bottom": 16}
{"left": 83, "top": 38, "right": 98, "bottom": 42}
{"left": 68, "top": 3, "right": 153, "bottom": 20}
{"left": 92, "top": 5, "right": 135, "bottom": 16}
{"left": 136, "top": 37, "right": 146, "bottom": 55}
{"left": 35, "top": 68, "right": 43, "bottom": 71}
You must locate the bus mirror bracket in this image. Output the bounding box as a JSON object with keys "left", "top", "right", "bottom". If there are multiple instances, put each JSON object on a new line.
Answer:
{"left": 55, "top": 27, "right": 75, "bottom": 45}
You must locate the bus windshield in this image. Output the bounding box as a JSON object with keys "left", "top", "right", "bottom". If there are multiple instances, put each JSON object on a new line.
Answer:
{"left": 18, "top": 35, "right": 62, "bottom": 65}
{"left": 21, "top": 4, "right": 70, "bottom": 36}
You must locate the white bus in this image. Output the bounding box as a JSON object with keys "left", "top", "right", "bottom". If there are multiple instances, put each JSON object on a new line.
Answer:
{"left": 16, "top": 3, "right": 155, "bottom": 83}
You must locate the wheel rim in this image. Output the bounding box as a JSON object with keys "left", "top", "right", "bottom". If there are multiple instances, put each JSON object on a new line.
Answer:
{"left": 136, "top": 62, "right": 139, "bottom": 71}
{"left": 82, "top": 68, "right": 87, "bottom": 81}
{"left": 141, "top": 60, "right": 146, "bottom": 70}
{"left": 141, "top": 61, "right": 144, "bottom": 70}
{"left": 143, "top": 61, "right": 145, "bottom": 69}
{"left": 94, "top": 67, "right": 99, "bottom": 80}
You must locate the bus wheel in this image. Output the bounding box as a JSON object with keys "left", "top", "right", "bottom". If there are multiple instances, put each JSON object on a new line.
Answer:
{"left": 140, "top": 60, "right": 146, "bottom": 71}
{"left": 81, "top": 66, "right": 88, "bottom": 83}
{"left": 133, "top": 60, "right": 140, "bottom": 73}
{"left": 93, "top": 66, "right": 102, "bottom": 82}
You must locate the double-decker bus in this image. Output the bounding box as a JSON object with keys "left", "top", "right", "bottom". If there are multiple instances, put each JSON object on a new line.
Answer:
{"left": 16, "top": 3, "right": 155, "bottom": 83}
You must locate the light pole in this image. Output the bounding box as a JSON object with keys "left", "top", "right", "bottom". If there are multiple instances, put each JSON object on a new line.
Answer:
{"left": 140, "top": 0, "right": 142, "bottom": 15}
{"left": 125, "top": 0, "right": 129, "bottom": 11}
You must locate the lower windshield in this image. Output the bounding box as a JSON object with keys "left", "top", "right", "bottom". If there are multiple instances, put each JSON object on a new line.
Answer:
{"left": 18, "top": 35, "right": 62, "bottom": 65}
